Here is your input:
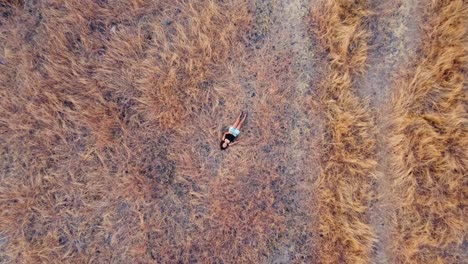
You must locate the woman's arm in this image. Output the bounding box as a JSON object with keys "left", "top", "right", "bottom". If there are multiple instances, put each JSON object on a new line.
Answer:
{"left": 230, "top": 141, "right": 239, "bottom": 146}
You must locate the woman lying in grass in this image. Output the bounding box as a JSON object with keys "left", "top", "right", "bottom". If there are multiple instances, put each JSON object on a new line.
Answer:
{"left": 220, "top": 111, "right": 247, "bottom": 150}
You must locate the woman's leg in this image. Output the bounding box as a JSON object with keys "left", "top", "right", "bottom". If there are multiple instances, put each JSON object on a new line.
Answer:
{"left": 232, "top": 111, "right": 243, "bottom": 128}
{"left": 235, "top": 112, "right": 247, "bottom": 129}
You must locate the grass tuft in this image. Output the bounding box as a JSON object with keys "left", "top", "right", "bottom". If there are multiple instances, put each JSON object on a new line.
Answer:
{"left": 312, "top": 0, "right": 377, "bottom": 263}
{"left": 387, "top": 0, "right": 468, "bottom": 262}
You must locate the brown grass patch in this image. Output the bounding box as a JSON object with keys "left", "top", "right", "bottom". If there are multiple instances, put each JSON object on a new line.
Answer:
{"left": 198, "top": 48, "right": 299, "bottom": 262}
{"left": 1, "top": 0, "right": 466, "bottom": 262}
{"left": 0, "top": 0, "right": 250, "bottom": 262}
{"left": 311, "top": 0, "right": 377, "bottom": 263}
{"left": 387, "top": 0, "right": 467, "bottom": 262}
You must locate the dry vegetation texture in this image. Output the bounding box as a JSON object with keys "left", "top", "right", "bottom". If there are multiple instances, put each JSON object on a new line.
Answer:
{"left": 1, "top": 0, "right": 467, "bottom": 263}
{"left": 0, "top": 0, "right": 251, "bottom": 262}
{"left": 312, "top": 0, "right": 377, "bottom": 263}
{"left": 387, "top": 0, "right": 468, "bottom": 263}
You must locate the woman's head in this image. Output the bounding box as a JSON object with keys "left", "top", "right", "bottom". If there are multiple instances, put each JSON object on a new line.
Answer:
{"left": 220, "top": 139, "right": 229, "bottom": 150}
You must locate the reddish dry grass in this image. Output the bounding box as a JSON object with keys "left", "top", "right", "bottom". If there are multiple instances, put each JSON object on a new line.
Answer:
{"left": 311, "top": 0, "right": 377, "bottom": 263}
{"left": 1, "top": 0, "right": 467, "bottom": 263}
{"left": 0, "top": 0, "right": 250, "bottom": 262}
{"left": 387, "top": 0, "right": 467, "bottom": 262}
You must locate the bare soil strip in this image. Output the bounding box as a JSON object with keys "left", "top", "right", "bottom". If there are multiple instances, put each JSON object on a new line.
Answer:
{"left": 357, "top": 0, "right": 423, "bottom": 263}
{"left": 204, "top": 0, "right": 325, "bottom": 262}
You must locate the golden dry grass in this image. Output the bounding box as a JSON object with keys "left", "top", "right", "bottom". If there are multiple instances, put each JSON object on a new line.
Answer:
{"left": 0, "top": 0, "right": 250, "bottom": 262}
{"left": 1, "top": 0, "right": 467, "bottom": 262}
{"left": 387, "top": 0, "right": 468, "bottom": 262}
{"left": 311, "top": 0, "right": 377, "bottom": 263}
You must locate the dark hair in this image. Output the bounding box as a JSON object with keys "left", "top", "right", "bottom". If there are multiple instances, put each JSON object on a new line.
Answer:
{"left": 220, "top": 140, "right": 228, "bottom": 150}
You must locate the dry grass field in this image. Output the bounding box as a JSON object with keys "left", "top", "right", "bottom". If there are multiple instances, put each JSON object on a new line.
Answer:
{"left": 0, "top": 0, "right": 466, "bottom": 263}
